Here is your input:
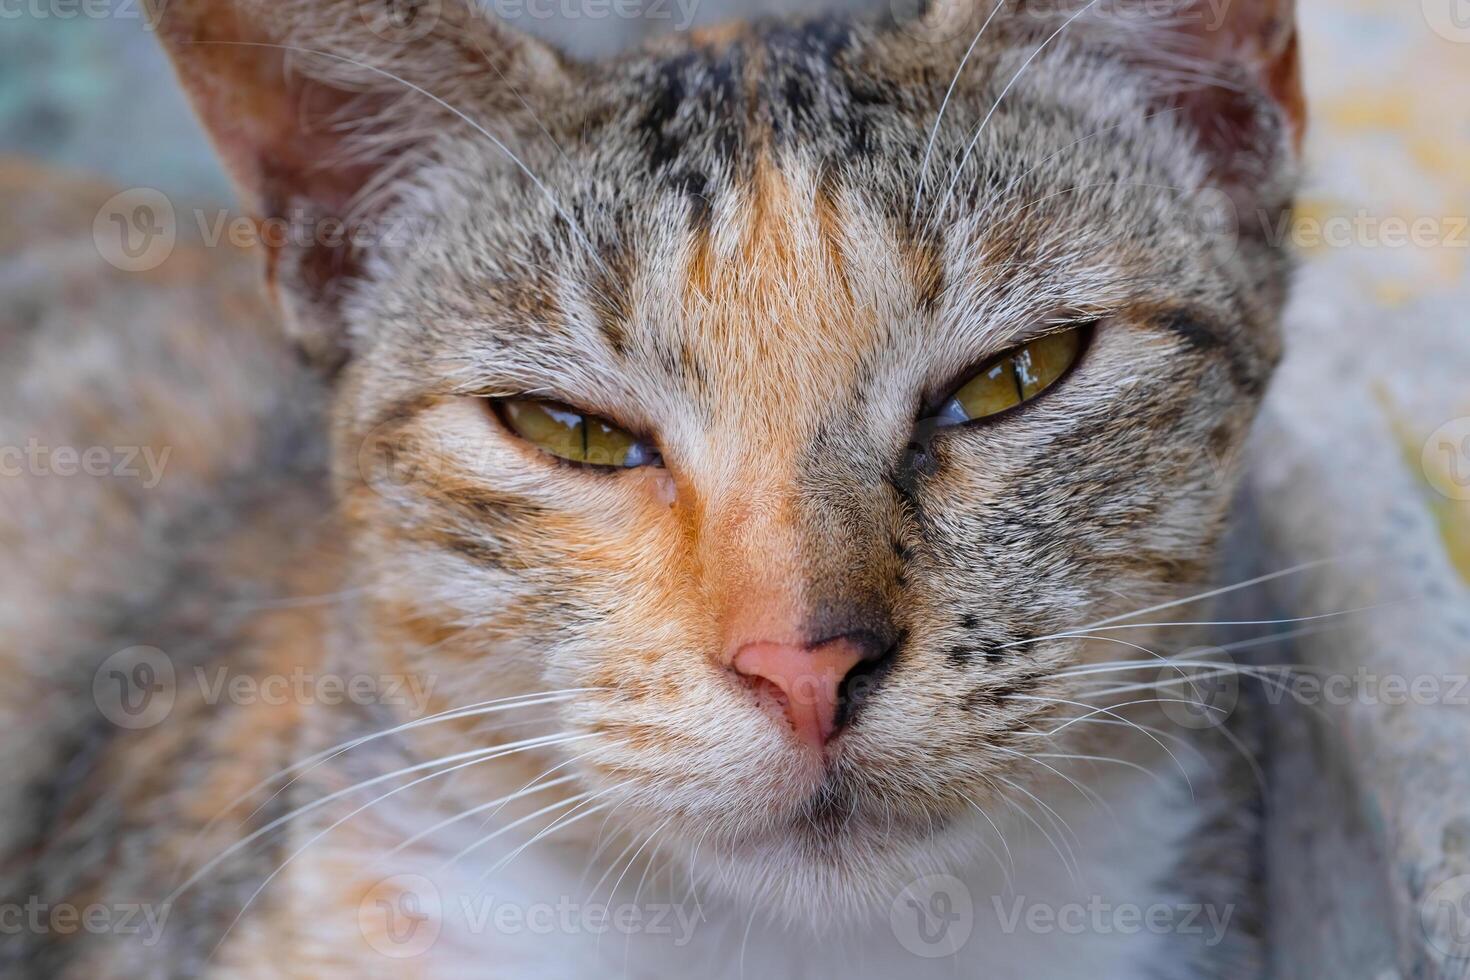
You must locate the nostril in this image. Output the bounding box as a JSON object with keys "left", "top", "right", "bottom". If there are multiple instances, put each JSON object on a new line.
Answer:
{"left": 833, "top": 633, "right": 901, "bottom": 733}
{"left": 743, "top": 673, "right": 790, "bottom": 715}
{"left": 730, "top": 633, "right": 893, "bottom": 749}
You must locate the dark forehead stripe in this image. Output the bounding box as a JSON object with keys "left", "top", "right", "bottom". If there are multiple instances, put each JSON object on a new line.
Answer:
{"left": 630, "top": 17, "right": 905, "bottom": 194}
{"left": 635, "top": 46, "right": 746, "bottom": 182}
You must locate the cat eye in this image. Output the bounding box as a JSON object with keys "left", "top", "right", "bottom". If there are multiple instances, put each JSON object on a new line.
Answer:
{"left": 930, "top": 327, "right": 1088, "bottom": 426}
{"left": 495, "top": 399, "right": 661, "bottom": 469}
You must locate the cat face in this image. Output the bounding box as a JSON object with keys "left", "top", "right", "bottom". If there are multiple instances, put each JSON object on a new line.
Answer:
{"left": 156, "top": 0, "right": 1299, "bottom": 919}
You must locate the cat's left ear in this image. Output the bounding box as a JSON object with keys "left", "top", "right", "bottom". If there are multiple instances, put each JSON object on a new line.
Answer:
{"left": 1141, "top": 0, "right": 1304, "bottom": 193}
{"left": 146, "top": 0, "right": 575, "bottom": 371}
{"left": 916, "top": 0, "right": 1303, "bottom": 209}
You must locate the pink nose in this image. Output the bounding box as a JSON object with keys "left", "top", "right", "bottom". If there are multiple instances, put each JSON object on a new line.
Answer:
{"left": 731, "top": 637, "right": 873, "bottom": 749}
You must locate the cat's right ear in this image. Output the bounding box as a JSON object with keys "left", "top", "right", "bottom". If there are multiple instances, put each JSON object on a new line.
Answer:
{"left": 145, "top": 0, "right": 574, "bottom": 371}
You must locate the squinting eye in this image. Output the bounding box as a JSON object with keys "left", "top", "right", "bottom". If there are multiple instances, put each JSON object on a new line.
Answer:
{"left": 931, "top": 327, "right": 1086, "bottom": 426}
{"left": 495, "top": 399, "right": 661, "bottom": 469}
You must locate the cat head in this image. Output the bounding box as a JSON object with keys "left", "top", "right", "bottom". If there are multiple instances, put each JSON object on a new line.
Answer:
{"left": 154, "top": 0, "right": 1301, "bottom": 920}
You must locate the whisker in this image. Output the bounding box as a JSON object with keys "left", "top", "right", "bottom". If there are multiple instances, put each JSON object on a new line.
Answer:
{"left": 1030, "top": 751, "right": 1170, "bottom": 788}
{"left": 380, "top": 773, "right": 579, "bottom": 861}
{"left": 931, "top": 0, "right": 1106, "bottom": 225}
{"left": 1063, "top": 557, "right": 1346, "bottom": 634}
{"left": 1074, "top": 662, "right": 1305, "bottom": 701}
{"left": 1016, "top": 716, "right": 1210, "bottom": 764}
{"left": 994, "top": 771, "right": 1082, "bottom": 865}
{"left": 911, "top": 0, "right": 1011, "bottom": 220}
{"left": 1007, "top": 693, "right": 1197, "bottom": 794}
{"left": 478, "top": 779, "right": 636, "bottom": 881}
{"left": 599, "top": 816, "right": 674, "bottom": 957}
{"left": 201, "top": 731, "right": 593, "bottom": 960}
{"left": 584, "top": 821, "right": 651, "bottom": 910}
{"left": 175, "top": 731, "right": 589, "bottom": 909}
{"left": 1052, "top": 602, "right": 1396, "bottom": 638}
{"left": 624, "top": 817, "right": 675, "bottom": 977}
{"left": 991, "top": 783, "right": 1077, "bottom": 882}
{"left": 1053, "top": 619, "right": 1343, "bottom": 678}
{"left": 996, "top": 746, "right": 1112, "bottom": 817}
{"left": 964, "top": 796, "right": 1017, "bottom": 888}
{"left": 442, "top": 789, "right": 596, "bottom": 875}
{"left": 182, "top": 689, "right": 591, "bottom": 874}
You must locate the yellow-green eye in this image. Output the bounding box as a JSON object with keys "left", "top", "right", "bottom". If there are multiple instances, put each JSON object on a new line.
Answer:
{"left": 497, "top": 399, "right": 660, "bottom": 468}
{"left": 934, "top": 328, "right": 1086, "bottom": 425}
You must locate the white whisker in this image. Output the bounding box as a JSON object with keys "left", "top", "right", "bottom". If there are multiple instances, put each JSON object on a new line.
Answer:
{"left": 932, "top": 0, "right": 1106, "bottom": 224}
{"left": 201, "top": 731, "right": 593, "bottom": 960}
{"left": 911, "top": 0, "right": 1010, "bottom": 220}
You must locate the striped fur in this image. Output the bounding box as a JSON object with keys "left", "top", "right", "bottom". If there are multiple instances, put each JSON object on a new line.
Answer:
{"left": 3, "top": 0, "right": 1301, "bottom": 975}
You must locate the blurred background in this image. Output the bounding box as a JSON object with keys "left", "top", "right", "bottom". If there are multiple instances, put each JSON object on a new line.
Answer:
{"left": 0, "top": 0, "right": 876, "bottom": 199}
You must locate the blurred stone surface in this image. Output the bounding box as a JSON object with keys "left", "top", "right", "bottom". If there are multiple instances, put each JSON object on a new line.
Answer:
{"left": 1251, "top": 1, "right": 1470, "bottom": 976}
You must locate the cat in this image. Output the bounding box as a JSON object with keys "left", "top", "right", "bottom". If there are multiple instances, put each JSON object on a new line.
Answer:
{"left": 0, "top": 0, "right": 1303, "bottom": 975}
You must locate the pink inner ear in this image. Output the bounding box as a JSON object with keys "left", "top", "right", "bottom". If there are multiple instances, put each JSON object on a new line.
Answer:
{"left": 1124, "top": 0, "right": 1305, "bottom": 195}
{"left": 1179, "top": 0, "right": 1305, "bottom": 153}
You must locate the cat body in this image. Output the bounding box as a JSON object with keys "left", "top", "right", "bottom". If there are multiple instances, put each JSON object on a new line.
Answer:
{"left": 2, "top": 0, "right": 1301, "bottom": 975}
